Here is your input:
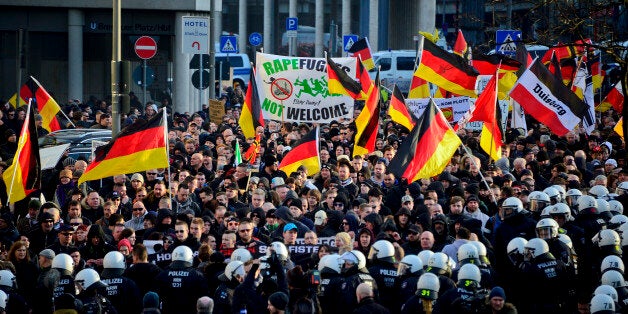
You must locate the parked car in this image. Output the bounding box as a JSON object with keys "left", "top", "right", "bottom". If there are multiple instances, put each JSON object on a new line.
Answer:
{"left": 39, "top": 129, "right": 112, "bottom": 160}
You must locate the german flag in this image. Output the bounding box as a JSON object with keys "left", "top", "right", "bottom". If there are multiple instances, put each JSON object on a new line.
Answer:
{"left": 78, "top": 110, "right": 169, "bottom": 184}
{"left": 348, "top": 37, "right": 375, "bottom": 71}
{"left": 416, "top": 39, "right": 479, "bottom": 98}
{"left": 453, "top": 29, "right": 470, "bottom": 61}
{"left": 353, "top": 71, "right": 381, "bottom": 157}
{"left": 357, "top": 56, "right": 374, "bottom": 96}
{"left": 279, "top": 127, "right": 320, "bottom": 176}
{"left": 389, "top": 85, "right": 416, "bottom": 131}
{"left": 472, "top": 54, "right": 521, "bottom": 99}
{"left": 615, "top": 117, "right": 623, "bottom": 139}
{"left": 408, "top": 73, "right": 431, "bottom": 98}
{"left": 327, "top": 53, "right": 367, "bottom": 100}
{"left": 548, "top": 51, "right": 564, "bottom": 83}
{"left": 3, "top": 103, "right": 40, "bottom": 203}
{"left": 472, "top": 54, "right": 521, "bottom": 75}
{"left": 239, "top": 69, "right": 265, "bottom": 139}
{"left": 388, "top": 99, "right": 461, "bottom": 182}
{"left": 12, "top": 77, "right": 62, "bottom": 132}
{"left": 597, "top": 81, "right": 624, "bottom": 112}
{"left": 244, "top": 133, "right": 261, "bottom": 163}
{"left": 588, "top": 57, "right": 604, "bottom": 91}
{"left": 469, "top": 74, "right": 502, "bottom": 160}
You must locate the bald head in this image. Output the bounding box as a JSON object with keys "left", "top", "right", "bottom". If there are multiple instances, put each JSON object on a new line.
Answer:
{"left": 356, "top": 283, "right": 374, "bottom": 302}
{"left": 197, "top": 296, "right": 214, "bottom": 314}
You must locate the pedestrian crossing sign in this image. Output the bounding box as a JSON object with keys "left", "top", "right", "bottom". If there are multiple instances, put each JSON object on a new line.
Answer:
{"left": 495, "top": 30, "right": 521, "bottom": 57}
{"left": 343, "top": 35, "right": 359, "bottom": 52}
{"left": 220, "top": 35, "right": 238, "bottom": 53}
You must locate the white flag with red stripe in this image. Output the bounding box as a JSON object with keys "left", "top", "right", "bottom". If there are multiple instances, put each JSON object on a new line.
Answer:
{"left": 509, "top": 58, "right": 587, "bottom": 136}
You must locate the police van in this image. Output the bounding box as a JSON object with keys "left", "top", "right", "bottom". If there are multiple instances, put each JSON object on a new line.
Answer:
{"left": 215, "top": 52, "right": 252, "bottom": 88}
{"left": 369, "top": 50, "right": 418, "bottom": 94}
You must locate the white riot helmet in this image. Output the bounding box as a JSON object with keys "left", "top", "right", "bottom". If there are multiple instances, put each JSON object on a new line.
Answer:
{"left": 417, "top": 273, "right": 440, "bottom": 300}
{"left": 590, "top": 294, "right": 616, "bottom": 313}
{"left": 223, "top": 261, "right": 246, "bottom": 281}
{"left": 549, "top": 203, "right": 572, "bottom": 223}
{"left": 172, "top": 245, "right": 194, "bottom": 265}
{"left": 0, "top": 290, "right": 6, "bottom": 310}
{"left": 557, "top": 234, "right": 573, "bottom": 249}
{"left": 267, "top": 242, "right": 289, "bottom": 261}
{"left": 418, "top": 250, "right": 434, "bottom": 269}
{"left": 598, "top": 199, "right": 613, "bottom": 221}
{"left": 616, "top": 181, "right": 628, "bottom": 196}
{"left": 75, "top": 268, "right": 106, "bottom": 291}
{"left": 601, "top": 255, "right": 625, "bottom": 274}
{"left": 543, "top": 187, "right": 561, "bottom": 204}
{"left": 52, "top": 253, "right": 75, "bottom": 272}
{"left": 566, "top": 189, "right": 583, "bottom": 207}
{"left": 601, "top": 270, "right": 627, "bottom": 288}
{"left": 427, "top": 252, "right": 451, "bottom": 275}
{"left": 609, "top": 200, "right": 624, "bottom": 216}
{"left": 524, "top": 238, "right": 549, "bottom": 261}
{"left": 457, "top": 264, "right": 481, "bottom": 288}
{"left": 231, "top": 248, "right": 253, "bottom": 263}
{"left": 502, "top": 197, "right": 524, "bottom": 219}
{"left": 553, "top": 185, "right": 566, "bottom": 201}
{"left": 577, "top": 195, "right": 598, "bottom": 215}
{"left": 103, "top": 251, "right": 126, "bottom": 269}
{"left": 457, "top": 243, "right": 480, "bottom": 265}
{"left": 340, "top": 250, "right": 366, "bottom": 270}
{"left": 609, "top": 215, "right": 628, "bottom": 230}
{"left": 590, "top": 185, "right": 610, "bottom": 198}
{"left": 507, "top": 237, "right": 528, "bottom": 265}
{"left": 318, "top": 254, "right": 342, "bottom": 274}
{"left": 0, "top": 270, "right": 16, "bottom": 290}
{"left": 540, "top": 205, "right": 554, "bottom": 219}
{"left": 397, "top": 255, "right": 423, "bottom": 276}
{"left": 528, "top": 191, "right": 550, "bottom": 213}
{"left": 368, "top": 240, "right": 395, "bottom": 262}
{"left": 536, "top": 218, "right": 559, "bottom": 240}
{"left": 594, "top": 284, "right": 619, "bottom": 303}
{"left": 594, "top": 229, "right": 621, "bottom": 249}
{"left": 470, "top": 241, "right": 490, "bottom": 265}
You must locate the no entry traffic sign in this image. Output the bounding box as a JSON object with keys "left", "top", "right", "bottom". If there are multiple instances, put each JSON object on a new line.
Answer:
{"left": 135, "top": 36, "right": 157, "bottom": 60}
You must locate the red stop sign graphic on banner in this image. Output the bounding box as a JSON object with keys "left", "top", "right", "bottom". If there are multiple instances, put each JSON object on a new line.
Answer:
{"left": 135, "top": 36, "right": 157, "bottom": 60}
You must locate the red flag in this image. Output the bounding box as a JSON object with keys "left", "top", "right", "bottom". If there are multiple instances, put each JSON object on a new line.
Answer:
{"left": 453, "top": 29, "right": 469, "bottom": 60}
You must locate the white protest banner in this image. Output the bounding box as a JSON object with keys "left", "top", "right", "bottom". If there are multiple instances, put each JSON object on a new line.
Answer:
{"left": 255, "top": 52, "right": 356, "bottom": 123}
{"left": 406, "top": 96, "right": 471, "bottom": 123}
{"left": 40, "top": 144, "right": 70, "bottom": 170}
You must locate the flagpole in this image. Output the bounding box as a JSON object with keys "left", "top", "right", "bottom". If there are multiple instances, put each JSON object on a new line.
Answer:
{"left": 162, "top": 108, "right": 172, "bottom": 210}
{"left": 6, "top": 99, "right": 33, "bottom": 206}
{"left": 460, "top": 143, "right": 499, "bottom": 207}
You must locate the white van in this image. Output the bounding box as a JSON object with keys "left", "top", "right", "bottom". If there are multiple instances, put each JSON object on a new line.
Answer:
{"left": 214, "top": 52, "right": 252, "bottom": 88}
{"left": 369, "top": 50, "right": 418, "bottom": 94}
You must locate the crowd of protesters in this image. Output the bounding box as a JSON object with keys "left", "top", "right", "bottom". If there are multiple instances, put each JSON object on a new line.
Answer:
{"left": 0, "top": 86, "right": 624, "bottom": 314}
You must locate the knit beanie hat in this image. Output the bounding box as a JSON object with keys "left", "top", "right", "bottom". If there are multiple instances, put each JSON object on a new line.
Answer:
{"left": 268, "top": 291, "right": 289, "bottom": 311}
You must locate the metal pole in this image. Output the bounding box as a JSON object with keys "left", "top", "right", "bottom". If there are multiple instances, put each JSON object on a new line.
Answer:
{"left": 219, "top": 61, "right": 223, "bottom": 93}
{"left": 16, "top": 29, "right": 24, "bottom": 109}
{"left": 209, "top": 0, "right": 216, "bottom": 100}
{"left": 143, "top": 59, "right": 147, "bottom": 106}
{"left": 199, "top": 54, "right": 204, "bottom": 109}
{"left": 111, "top": 0, "right": 121, "bottom": 135}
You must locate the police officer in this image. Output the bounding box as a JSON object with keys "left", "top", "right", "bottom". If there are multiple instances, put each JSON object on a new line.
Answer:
{"left": 154, "top": 245, "right": 209, "bottom": 314}
{"left": 433, "top": 264, "right": 489, "bottom": 314}
{"left": 0, "top": 270, "right": 29, "bottom": 314}
{"left": 51, "top": 254, "right": 76, "bottom": 304}
{"left": 317, "top": 254, "right": 343, "bottom": 314}
{"left": 214, "top": 260, "right": 245, "bottom": 314}
{"left": 425, "top": 252, "right": 456, "bottom": 297}
{"left": 452, "top": 243, "right": 494, "bottom": 288}
{"left": 338, "top": 250, "right": 378, "bottom": 314}
{"left": 74, "top": 268, "right": 117, "bottom": 314}
{"left": 100, "top": 251, "right": 141, "bottom": 314}
{"left": 519, "top": 238, "right": 570, "bottom": 313}
{"left": 395, "top": 255, "right": 424, "bottom": 308}
{"left": 367, "top": 240, "right": 399, "bottom": 312}
{"left": 400, "top": 272, "right": 440, "bottom": 314}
